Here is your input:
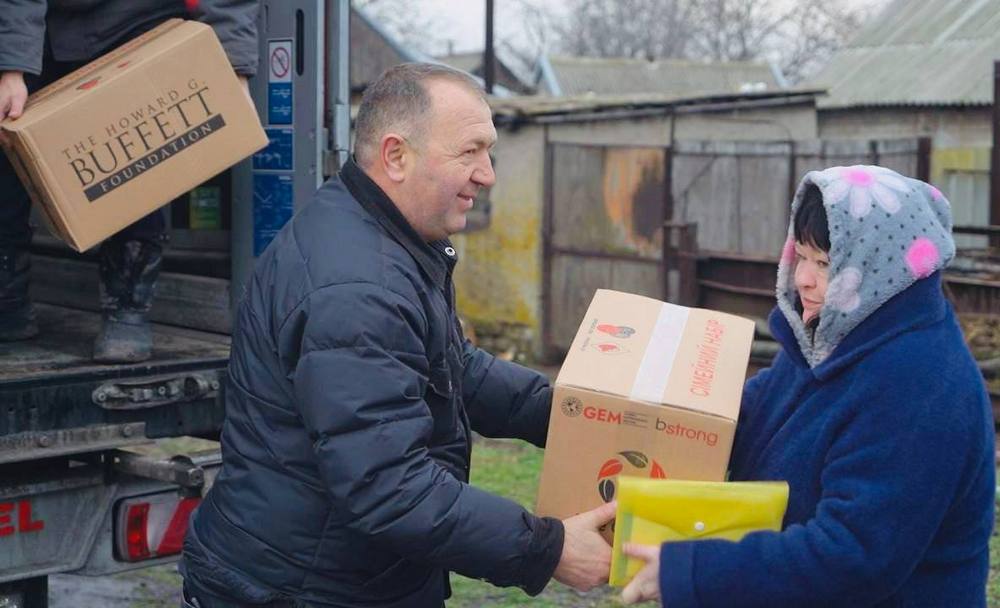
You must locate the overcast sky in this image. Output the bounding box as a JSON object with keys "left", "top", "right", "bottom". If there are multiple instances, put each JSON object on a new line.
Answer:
{"left": 433, "top": 0, "right": 524, "bottom": 54}
{"left": 398, "top": 0, "right": 890, "bottom": 55}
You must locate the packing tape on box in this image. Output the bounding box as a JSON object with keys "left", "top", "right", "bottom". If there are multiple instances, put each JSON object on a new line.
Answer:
{"left": 629, "top": 303, "right": 689, "bottom": 403}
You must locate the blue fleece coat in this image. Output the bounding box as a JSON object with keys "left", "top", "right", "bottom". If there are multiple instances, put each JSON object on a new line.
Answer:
{"left": 658, "top": 272, "right": 995, "bottom": 607}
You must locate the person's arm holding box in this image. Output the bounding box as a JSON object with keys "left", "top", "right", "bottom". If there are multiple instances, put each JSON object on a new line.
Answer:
{"left": 285, "top": 282, "right": 613, "bottom": 594}
{"left": 459, "top": 336, "right": 618, "bottom": 590}
{"left": 460, "top": 338, "right": 553, "bottom": 447}
{"left": 0, "top": 0, "right": 44, "bottom": 125}
{"left": 187, "top": 0, "right": 258, "bottom": 100}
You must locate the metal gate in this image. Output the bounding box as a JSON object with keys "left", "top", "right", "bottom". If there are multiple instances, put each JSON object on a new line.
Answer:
{"left": 541, "top": 142, "right": 670, "bottom": 357}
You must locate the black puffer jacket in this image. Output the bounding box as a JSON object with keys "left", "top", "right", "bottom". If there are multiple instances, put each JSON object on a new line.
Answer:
{"left": 182, "top": 160, "right": 563, "bottom": 607}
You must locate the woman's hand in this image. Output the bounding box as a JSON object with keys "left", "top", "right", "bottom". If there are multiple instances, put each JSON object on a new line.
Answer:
{"left": 621, "top": 543, "right": 662, "bottom": 605}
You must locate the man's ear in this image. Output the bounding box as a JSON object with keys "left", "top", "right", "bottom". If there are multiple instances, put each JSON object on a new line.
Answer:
{"left": 380, "top": 133, "right": 408, "bottom": 183}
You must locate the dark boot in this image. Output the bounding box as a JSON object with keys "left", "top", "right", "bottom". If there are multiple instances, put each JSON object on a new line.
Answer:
{"left": 0, "top": 247, "right": 39, "bottom": 341}
{"left": 93, "top": 239, "right": 162, "bottom": 363}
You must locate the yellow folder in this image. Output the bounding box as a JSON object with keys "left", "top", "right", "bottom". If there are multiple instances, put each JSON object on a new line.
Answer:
{"left": 609, "top": 477, "right": 789, "bottom": 586}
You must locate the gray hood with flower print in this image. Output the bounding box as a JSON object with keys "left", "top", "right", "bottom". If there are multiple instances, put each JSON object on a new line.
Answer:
{"left": 776, "top": 165, "right": 956, "bottom": 367}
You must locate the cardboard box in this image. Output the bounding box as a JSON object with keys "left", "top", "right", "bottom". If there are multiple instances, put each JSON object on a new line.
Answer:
{"left": 0, "top": 19, "right": 267, "bottom": 252}
{"left": 536, "top": 289, "right": 755, "bottom": 538}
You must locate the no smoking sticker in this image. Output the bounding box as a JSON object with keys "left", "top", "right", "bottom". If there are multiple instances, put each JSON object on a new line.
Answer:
{"left": 268, "top": 40, "right": 292, "bottom": 84}
{"left": 267, "top": 39, "right": 293, "bottom": 124}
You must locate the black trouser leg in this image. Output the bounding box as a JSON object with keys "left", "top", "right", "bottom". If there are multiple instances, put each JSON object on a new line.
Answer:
{"left": 0, "top": 150, "right": 33, "bottom": 249}
{"left": 107, "top": 207, "right": 168, "bottom": 248}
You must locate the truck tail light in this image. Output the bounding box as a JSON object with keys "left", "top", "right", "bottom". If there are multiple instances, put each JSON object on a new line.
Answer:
{"left": 125, "top": 502, "right": 151, "bottom": 560}
{"left": 115, "top": 494, "right": 200, "bottom": 562}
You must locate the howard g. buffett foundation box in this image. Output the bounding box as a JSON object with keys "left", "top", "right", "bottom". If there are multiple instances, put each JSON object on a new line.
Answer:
{"left": 0, "top": 18, "right": 267, "bottom": 251}
{"left": 536, "top": 289, "right": 755, "bottom": 540}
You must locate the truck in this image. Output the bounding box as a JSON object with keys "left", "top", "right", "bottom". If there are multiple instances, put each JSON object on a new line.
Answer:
{"left": 0, "top": 1, "right": 351, "bottom": 605}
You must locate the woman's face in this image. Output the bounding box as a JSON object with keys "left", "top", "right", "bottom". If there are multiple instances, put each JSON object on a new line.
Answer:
{"left": 793, "top": 241, "right": 830, "bottom": 324}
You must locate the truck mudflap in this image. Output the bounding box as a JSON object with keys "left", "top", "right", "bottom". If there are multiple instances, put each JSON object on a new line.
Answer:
{"left": 1, "top": 463, "right": 112, "bottom": 583}
{"left": 0, "top": 449, "right": 221, "bottom": 583}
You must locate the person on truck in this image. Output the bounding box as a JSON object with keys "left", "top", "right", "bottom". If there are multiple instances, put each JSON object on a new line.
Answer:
{"left": 619, "top": 167, "right": 995, "bottom": 607}
{"left": 0, "top": 0, "right": 258, "bottom": 362}
{"left": 181, "top": 63, "right": 616, "bottom": 608}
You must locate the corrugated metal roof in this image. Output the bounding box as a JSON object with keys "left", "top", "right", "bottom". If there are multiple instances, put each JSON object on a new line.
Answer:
{"left": 347, "top": 89, "right": 820, "bottom": 126}
{"left": 353, "top": 6, "right": 428, "bottom": 64}
{"left": 489, "top": 89, "right": 819, "bottom": 122}
{"left": 805, "top": 0, "right": 1000, "bottom": 108}
{"left": 542, "top": 55, "right": 782, "bottom": 98}
{"left": 436, "top": 51, "right": 536, "bottom": 94}
{"left": 437, "top": 52, "right": 481, "bottom": 74}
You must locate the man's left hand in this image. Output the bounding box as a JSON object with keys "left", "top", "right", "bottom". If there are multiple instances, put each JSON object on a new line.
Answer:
{"left": 621, "top": 543, "right": 661, "bottom": 605}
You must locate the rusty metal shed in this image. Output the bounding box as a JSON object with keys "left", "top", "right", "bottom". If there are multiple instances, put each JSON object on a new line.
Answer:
{"left": 804, "top": 0, "right": 1000, "bottom": 246}
{"left": 451, "top": 90, "right": 821, "bottom": 359}
{"left": 807, "top": 0, "right": 1000, "bottom": 109}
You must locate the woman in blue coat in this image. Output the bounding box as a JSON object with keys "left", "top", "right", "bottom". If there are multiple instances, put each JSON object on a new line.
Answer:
{"left": 622, "top": 166, "right": 995, "bottom": 607}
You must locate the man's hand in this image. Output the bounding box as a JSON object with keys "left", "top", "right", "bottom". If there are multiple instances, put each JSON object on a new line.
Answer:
{"left": 621, "top": 543, "right": 661, "bottom": 605}
{"left": 0, "top": 71, "right": 27, "bottom": 145}
{"left": 0, "top": 71, "right": 27, "bottom": 123}
{"left": 552, "top": 501, "right": 616, "bottom": 591}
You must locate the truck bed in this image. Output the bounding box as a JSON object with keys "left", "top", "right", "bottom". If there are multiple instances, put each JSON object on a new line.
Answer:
{"left": 0, "top": 303, "right": 229, "bottom": 383}
{"left": 0, "top": 304, "right": 230, "bottom": 458}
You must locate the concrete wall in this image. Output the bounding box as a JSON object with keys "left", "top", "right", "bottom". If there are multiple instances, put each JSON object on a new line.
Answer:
{"left": 674, "top": 104, "right": 817, "bottom": 142}
{"left": 818, "top": 107, "right": 995, "bottom": 249}
{"left": 541, "top": 103, "right": 817, "bottom": 146}
{"left": 451, "top": 126, "right": 546, "bottom": 347}
{"left": 543, "top": 113, "right": 672, "bottom": 146}
{"left": 818, "top": 107, "right": 992, "bottom": 147}
{"left": 932, "top": 147, "right": 991, "bottom": 249}
{"left": 451, "top": 102, "right": 818, "bottom": 358}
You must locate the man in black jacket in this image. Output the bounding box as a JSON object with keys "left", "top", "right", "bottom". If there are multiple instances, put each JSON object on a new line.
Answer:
{"left": 0, "top": 0, "right": 258, "bottom": 361}
{"left": 180, "top": 63, "right": 615, "bottom": 607}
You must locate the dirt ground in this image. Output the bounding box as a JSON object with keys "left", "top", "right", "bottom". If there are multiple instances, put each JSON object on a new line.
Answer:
{"left": 47, "top": 437, "right": 211, "bottom": 607}
{"left": 960, "top": 314, "right": 1000, "bottom": 392}
{"left": 50, "top": 565, "right": 182, "bottom": 607}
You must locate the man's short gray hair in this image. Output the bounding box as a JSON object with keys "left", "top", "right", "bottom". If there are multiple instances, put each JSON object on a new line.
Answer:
{"left": 354, "top": 63, "right": 486, "bottom": 167}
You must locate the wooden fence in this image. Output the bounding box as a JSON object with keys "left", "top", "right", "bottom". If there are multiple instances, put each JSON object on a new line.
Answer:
{"left": 671, "top": 138, "right": 930, "bottom": 257}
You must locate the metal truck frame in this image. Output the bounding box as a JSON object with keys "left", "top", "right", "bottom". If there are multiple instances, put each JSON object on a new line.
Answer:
{"left": 0, "top": 2, "right": 349, "bottom": 605}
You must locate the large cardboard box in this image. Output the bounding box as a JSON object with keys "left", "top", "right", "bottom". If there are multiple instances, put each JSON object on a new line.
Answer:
{"left": 0, "top": 19, "right": 267, "bottom": 252}
{"left": 536, "top": 289, "right": 755, "bottom": 537}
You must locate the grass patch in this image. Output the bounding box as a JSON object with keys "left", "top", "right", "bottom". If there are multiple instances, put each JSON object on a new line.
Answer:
{"left": 450, "top": 438, "right": 622, "bottom": 607}
{"left": 129, "top": 565, "right": 183, "bottom": 608}
{"left": 989, "top": 504, "right": 1000, "bottom": 607}
{"left": 459, "top": 440, "right": 1000, "bottom": 607}
{"left": 125, "top": 436, "right": 219, "bottom": 458}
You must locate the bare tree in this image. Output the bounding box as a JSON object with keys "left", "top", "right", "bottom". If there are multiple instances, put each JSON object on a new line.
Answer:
{"left": 355, "top": 0, "right": 552, "bottom": 72}
{"left": 773, "top": 0, "right": 872, "bottom": 83}
{"left": 354, "top": 0, "right": 883, "bottom": 86}
{"left": 688, "top": 0, "right": 795, "bottom": 62}
{"left": 554, "top": 0, "right": 698, "bottom": 61}
{"left": 551, "top": 0, "right": 883, "bottom": 83}
{"left": 495, "top": 0, "right": 555, "bottom": 74}
{"left": 354, "top": 0, "right": 443, "bottom": 56}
